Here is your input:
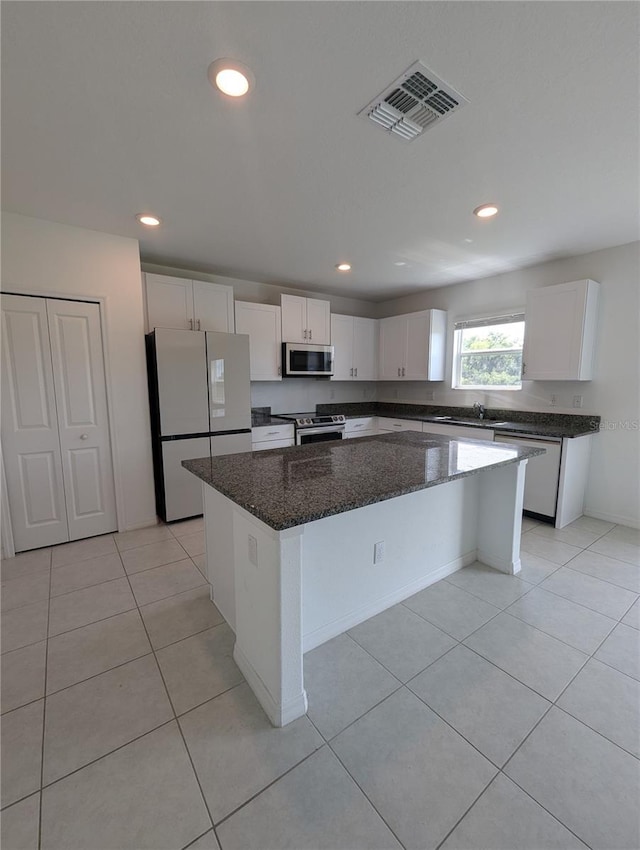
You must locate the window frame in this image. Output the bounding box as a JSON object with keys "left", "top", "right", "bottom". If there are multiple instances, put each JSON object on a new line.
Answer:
{"left": 452, "top": 312, "right": 525, "bottom": 391}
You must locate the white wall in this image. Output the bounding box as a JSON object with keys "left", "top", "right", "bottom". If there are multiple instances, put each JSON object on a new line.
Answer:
{"left": 1, "top": 213, "right": 156, "bottom": 531}
{"left": 376, "top": 241, "right": 640, "bottom": 527}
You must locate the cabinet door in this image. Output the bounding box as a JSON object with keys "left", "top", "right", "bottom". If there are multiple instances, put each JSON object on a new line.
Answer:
{"left": 405, "top": 313, "right": 430, "bottom": 380}
{"left": 281, "top": 295, "right": 307, "bottom": 343}
{"left": 1, "top": 294, "right": 68, "bottom": 550}
{"left": 379, "top": 316, "right": 406, "bottom": 380}
{"left": 306, "top": 298, "right": 331, "bottom": 344}
{"left": 192, "top": 281, "right": 235, "bottom": 332}
{"left": 523, "top": 281, "right": 595, "bottom": 380}
{"left": 330, "top": 315, "right": 354, "bottom": 380}
{"left": 353, "top": 317, "right": 378, "bottom": 380}
{"left": 235, "top": 302, "right": 282, "bottom": 381}
{"left": 47, "top": 300, "right": 117, "bottom": 540}
{"left": 145, "top": 274, "right": 194, "bottom": 331}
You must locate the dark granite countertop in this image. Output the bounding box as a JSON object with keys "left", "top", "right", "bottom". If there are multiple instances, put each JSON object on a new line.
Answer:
{"left": 183, "top": 431, "right": 544, "bottom": 531}
{"left": 251, "top": 407, "right": 294, "bottom": 428}
{"left": 316, "top": 403, "right": 600, "bottom": 439}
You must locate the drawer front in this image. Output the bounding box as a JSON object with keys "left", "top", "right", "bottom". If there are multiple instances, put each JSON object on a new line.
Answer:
{"left": 422, "top": 422, "right": 495, "bottom": 441}
{"left": 252, "top": 438, "right": 295, "bottom": 451}
{"left": 378, "top": 418, "right": 422, "bottom": 432}
{"left": 345, "top": 417, "right": 376, "bottom": 434}
{"left": 251, "top": 424, "right": 294, "bottom": 442}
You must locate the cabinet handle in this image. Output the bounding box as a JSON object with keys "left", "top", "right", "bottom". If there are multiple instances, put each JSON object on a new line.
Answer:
{"left": 402, "top": 367, "right": 405, "bottom": 377}
{"left": 522, "top": 361, "right": 526, "bottom": 376}
{"left": 309, "top": 329, "right": 312, "bottom": 340}
{"left": 197, "top": 319, "right": 201, "bottom": 331}
{"left": 397, "top": 367, "right": 401, "bottom": 377}
{"left": 303, "top": 329, "right": 308, "bottom": 340}
{"left": 354, "top": 367, "right": 358, "bottom": 377}
{"left": 80, "top": 433, "right": 89, "bottom": 440}
{"left": 278, "top": 366, "right": 281, "bottom": 376}
{"left": 267, "top": 431, "right": 279, "bottom": 435}
{"left": 189, "top": 319, "right": 194, "bottom": 330}
{"left": 350, "top": 367, "right": 353, "bottom": 377}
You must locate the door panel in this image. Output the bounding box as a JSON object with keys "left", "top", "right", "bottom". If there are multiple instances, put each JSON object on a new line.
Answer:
{"left": 154, "top": 329, "right": 209, "bottom": 436}
{"left": 281, "top": 295, "right": 306, "bottom": 343}
{"left": 405, "top": 313, "right": 429, "bottom": 380}
{"left": 1, "top": 295, "right": 68, "bottom": 550}
{"left": 161, "top": 437, "right": 209, "bottom": 521}
{"left": 235, "top": 302, "right": 282, "bottom": 381}
{"left": 353, "top": 317, "right": 378, "bottom": 381}
{"left": 47, "top": 299, "right": 117, "bottom": 540}
{"left": 379, "top": 316, "right": 406, "bottom": 380}
{"left": 145, "top": 274, "right": 193, "bottom": 331}
{"left": 306, "top": 298, "right": 331, "bottom": 344}
{"left": 330, "top": 315, "right": 354, "bottom": 381}
{"left": 205, "top": 332, "right": 251, "bottom": 433}
{"left": 192, "top": 281, "right": 234, "bottom": 332}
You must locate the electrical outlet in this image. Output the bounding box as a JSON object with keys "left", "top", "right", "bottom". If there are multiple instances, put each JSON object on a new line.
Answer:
{"left": 248, "top": 534, "right": 258, "bottom": 567}
{"left": 550, "top": 394, "right": 558, "bottom": 407}
{"left": 573, "top": 395, "right": 583, "bottom": 409}
{"left": 374, "top": 540, "right": 385, "bottom": 564}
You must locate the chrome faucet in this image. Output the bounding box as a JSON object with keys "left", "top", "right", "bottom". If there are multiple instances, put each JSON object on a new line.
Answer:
{"left": 473, "top": 402, "right": 486, "bottom": 420}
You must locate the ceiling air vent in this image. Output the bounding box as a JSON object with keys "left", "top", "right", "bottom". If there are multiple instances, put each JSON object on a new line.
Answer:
{"left": 358, "top": 61, "right": 468, "bottom": 142}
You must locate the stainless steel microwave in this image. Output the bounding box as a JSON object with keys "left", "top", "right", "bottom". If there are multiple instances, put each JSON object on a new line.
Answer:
{"left": 283, "top": 343, "right": 334, "bottom": 377}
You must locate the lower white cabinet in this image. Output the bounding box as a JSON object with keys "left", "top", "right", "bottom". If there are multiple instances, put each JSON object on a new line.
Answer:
{"left": 251, "top": 423, "right": 295, "bottom": 451}
{"left": 344, "top": 417, "right": 377, "bottom": 438}
{"left": 235, "top": 302, "right": 282, "bottom": 381}
{"left": 422, "top": 422, "right": 495, "bottom": 441}
{"left": 377, "top": 418, "right": 423, "bottom": 433}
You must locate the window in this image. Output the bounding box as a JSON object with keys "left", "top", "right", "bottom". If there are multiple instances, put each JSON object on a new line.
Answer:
{"left": 452, "top": 314, "right": 525, "bottom": 390}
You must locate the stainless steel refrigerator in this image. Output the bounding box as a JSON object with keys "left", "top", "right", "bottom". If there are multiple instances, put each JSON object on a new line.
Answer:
{"left": 146, "top": 328, "right": 252, "bottom": 521}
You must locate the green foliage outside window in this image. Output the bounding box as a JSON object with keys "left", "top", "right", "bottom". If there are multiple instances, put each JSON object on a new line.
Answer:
{"left": 456, "top": 325, "right": 524, "bottom": 388}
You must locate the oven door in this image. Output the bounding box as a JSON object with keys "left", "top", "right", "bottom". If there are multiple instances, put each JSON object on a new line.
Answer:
{"left": 284, "top": 343, "right": 334, "bottom": 376}
{"left": 296, "top": 426, "right": 345, "bottom": 446}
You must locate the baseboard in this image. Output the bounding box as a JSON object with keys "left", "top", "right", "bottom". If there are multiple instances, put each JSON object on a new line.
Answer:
{"left": 233, "top": 644, "right": 308, "bottom": 727}
{"left": 476, "top": 550, "right": 522, "bottom": 575}
{"left": 582, "top": 510, "right": 639, "bottom": 529}
{"left": 302, "top": 550, "right": 476, "bottom": 653}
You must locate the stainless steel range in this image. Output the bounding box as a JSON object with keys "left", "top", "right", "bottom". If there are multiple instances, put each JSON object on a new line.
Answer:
{"left": 278, "top": 413, "right": 346, "bottom": 446}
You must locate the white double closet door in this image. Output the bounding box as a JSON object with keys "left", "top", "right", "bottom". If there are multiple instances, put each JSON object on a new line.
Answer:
{"left": 1, "top": 294, "right": 117, "bottom": 552}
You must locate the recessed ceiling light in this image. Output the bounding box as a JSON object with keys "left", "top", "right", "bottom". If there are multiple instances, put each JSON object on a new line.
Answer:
{"left": 335, "top": 263, "right": 352, "bottom": 272}
{"left": 473, "top": 204, "right": 499, "bottom": 218}
{"left": 136, "top": 214, "right": 161, "bottom": 227}
{"left": 394, "top": 261, "right": 407, "bottom": 267}
{"left": 208, "top": 59, "right": 254, "bottom": 98}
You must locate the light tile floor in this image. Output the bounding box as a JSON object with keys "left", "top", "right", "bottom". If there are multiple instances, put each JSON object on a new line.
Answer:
{"left": 1, "top": 515, "right": 639, "bottom": 850}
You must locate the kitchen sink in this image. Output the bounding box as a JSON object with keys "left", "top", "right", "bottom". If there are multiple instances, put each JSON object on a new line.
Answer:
{"left": 431, "top": 416, "right": 510, "bottom": 427}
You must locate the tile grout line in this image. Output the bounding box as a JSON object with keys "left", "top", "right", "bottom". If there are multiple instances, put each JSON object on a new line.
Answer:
{"left": 37, "top": 547, "right": 53, "bottom": 850}
{"left": 118, "top": 545, "right": 222, "bottom": 849}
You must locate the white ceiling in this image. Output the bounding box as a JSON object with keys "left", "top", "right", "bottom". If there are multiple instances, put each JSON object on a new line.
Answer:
{"left": 2, "top": 2, "right": 638, "bottom": 301}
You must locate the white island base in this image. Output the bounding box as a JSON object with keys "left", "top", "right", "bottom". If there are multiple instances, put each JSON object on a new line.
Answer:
{"left": 204, "top": 459, "right": 527, "bottom": 727}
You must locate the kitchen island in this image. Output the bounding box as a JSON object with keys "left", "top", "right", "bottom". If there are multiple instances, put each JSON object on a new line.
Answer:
{"left": 184, "top": 432, "right": 543, "bottom": 726}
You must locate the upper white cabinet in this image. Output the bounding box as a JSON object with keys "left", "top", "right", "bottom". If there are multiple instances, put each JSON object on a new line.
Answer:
{"left": 331, "top": 314, "right": 378, "bottom": 381}
{"left": 379, "top": 309, "right": 447, "bottom": 381}
{"left": 523, "top": 279, "right": 600, "bottom": 381}
{"left": 235, "top": 301, "right": 282, "bottom": 381}
{"left": 145, "top": 273, "right": 235, "bottom": 333}
{"left": 281, "top": 294, "right": 331, "bottom": 344}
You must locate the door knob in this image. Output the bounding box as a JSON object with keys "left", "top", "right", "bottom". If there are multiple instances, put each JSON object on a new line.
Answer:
{"left": 80, "top": 434, "right": 88, "bottom": 440}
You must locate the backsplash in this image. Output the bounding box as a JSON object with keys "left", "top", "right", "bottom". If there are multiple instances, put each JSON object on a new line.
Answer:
{"left": 250, "top": 379, "right": 376, "bottom": 414}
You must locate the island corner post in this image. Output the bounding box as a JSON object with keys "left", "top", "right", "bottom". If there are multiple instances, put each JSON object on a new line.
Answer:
{"left": 189, "top": 434, "right": 534, "bottom": 728}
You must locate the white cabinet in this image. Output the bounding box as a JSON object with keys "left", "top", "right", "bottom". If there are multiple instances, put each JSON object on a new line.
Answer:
{"left": 235, "top": 302, "right": 282, "bottom": 381}
{"left": 523, "top": 279, "right": 599, "bottom": 381}
{"left": 145, "top": 273, "right": 234, "bottom": 333}
{"left": 251, "top": 423, "right": 295, "bottom": 451}
{"left": 379, "top": 309, "right": 447, "bottom": 381}
{"left": 344, "top": 417, "right": 377, "bottom": 439}
{"left": 422, "top": 422, "right": 495, "bottom": 441}
{"left": 331, "top": 314, "right": 378, "bottom": 381}
{"left": 281, "top": 294, "right": 331, "bottom": 344}
{"left": 377, "top": 418, "right": 423, "bottom": 433}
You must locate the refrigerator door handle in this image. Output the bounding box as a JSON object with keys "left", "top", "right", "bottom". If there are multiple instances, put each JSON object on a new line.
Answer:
{"left": 189, "top": 318, "right": 193, "bottom": 330}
